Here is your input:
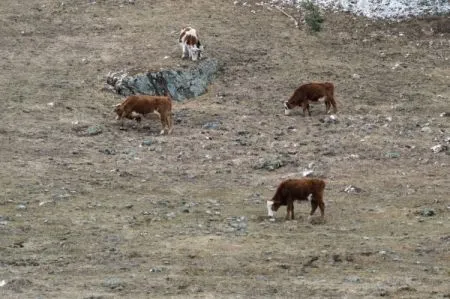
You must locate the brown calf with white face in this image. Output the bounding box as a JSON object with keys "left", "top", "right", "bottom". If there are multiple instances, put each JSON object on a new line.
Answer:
{"left": 267, "top": 178, "right": 326, "bottom": 220}
{"left": 114, "top": 95, "right": 173, "bottom": 135}
{"left": 284, "top": 82, "right": 337, "bottom": 116}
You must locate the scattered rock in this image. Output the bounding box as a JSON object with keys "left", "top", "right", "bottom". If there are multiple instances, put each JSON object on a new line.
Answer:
{"left": 344, "top": 276, "right": 361, "bottom": 283}
{"left": 320, "top": 114, "right": 339, "bottom": 124}
{"left": 431, "top": 144, "right": 448, "bottom": 153}
{"left": 102, "top": 278, "right": 125, "bottom": 290}
{"left": 421, "top": 126, "right": 432, "bottom": 133}
{"left": 419, "top": 208, "right": 436, "bottom": 217}
{"left": 302, "top": 169, "right": 314, "bottom": 177}
{"left": 253, "top": 156, "right": 286, "bottom": 171}
{"left": 385, "top": 152, "right": 400, "bottom": 159}
{"left": 16, "top": 204, "right": 26, "bottom": 210}
{"left": 150, "top": 267, "right": 163, "bottom": 273}
{"left": 343, "top": 185, "right": 362, "bottom": 194}
{"left": 202, "top": 121, "right": 221, "bottom": 130}
{"left": 87, "top": 125, "right": 103, "bottom": 136}
{"left": 5, "top": 278, "right": 32, "bottom": 292}
{"left": 99, "top": 148, "right": 116, "bottom": 155}
{"left": 166, "top": 212, "right": 176, "bottom": 219}
{"left": 440, "top": 112, "right": 450, "bottom": 117}
{"left": 227, "top": 216, "right": 248, "bottom": 234}
{"left": 141, "top": 139, "right": 153, "bottom": 146}
{"left": 332, "top": 254, "right": 342, "bottom": 263}
{"left": 0, "top": 280, "right": 5, "bottom": 287}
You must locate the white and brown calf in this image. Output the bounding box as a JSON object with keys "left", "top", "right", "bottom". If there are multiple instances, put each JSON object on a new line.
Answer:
{"left": 179, "top": 27, "right": 203, "bottom": 61}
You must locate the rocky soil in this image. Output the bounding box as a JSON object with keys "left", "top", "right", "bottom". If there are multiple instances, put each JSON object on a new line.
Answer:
{"left": 0, "top": 0, "right": 449, "bottom": 298}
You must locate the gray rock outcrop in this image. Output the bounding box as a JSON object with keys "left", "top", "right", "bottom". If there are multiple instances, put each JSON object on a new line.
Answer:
{"left": 106, "top": 58, "right": 219, "bottom": 101}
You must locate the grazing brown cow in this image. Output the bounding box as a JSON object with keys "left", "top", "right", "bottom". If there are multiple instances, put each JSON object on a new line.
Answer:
{"left": 267, "top": 178, "right": 326, "bottom": 220}
{"left": 284, "top": 82, "right": 337, "bottom": 116}
{"left": 114, "top": 95, "right": 173, "bottom": 135}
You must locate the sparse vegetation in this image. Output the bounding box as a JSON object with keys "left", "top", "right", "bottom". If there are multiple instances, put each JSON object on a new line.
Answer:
{"left": 1, "top": 0, "right": 449, "bottom": 298}
{"left": 301, "top": 0, "right": 325, "bottom": 32}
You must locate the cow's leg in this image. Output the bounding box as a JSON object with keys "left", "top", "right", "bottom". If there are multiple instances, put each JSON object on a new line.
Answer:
{"left": 286, "top": 197, "right": 294, "bottom": 220}
{"left": 325, "top": 99, "right": 331, "bottom": 114}
{"left": 330, "top": 96, "right": 338, "bottom": 114}
{"left": 181, "top": 44, "right": 189, "bottom": 59}
{"left": 310, "top": 198, "right": 318, "bottom": 216}
{"left": 290, "top": 201, "right": 295, "bottom": 220}
{"left": 161, "top": 113, "right": 170, "bottom": 135}
{"left": 302, "top": 102, "right": 312, "bottom": 117}
{"left": 167, "top": 113, "right": 173, "bottom": 134}
{"left": 153, "top": 110, "right": 165, "bottom": 135}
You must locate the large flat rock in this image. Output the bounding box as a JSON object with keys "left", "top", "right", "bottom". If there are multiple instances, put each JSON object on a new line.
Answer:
{"left": 106, "top": 58, "right": 219, "bottom": 101}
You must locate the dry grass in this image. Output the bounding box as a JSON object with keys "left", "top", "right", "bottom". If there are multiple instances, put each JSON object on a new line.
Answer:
{"left": 0, "top": 0, "right": 449, "bottom": 298}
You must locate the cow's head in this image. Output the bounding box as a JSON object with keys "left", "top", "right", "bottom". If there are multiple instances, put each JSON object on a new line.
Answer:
{"left": 266, "top": 200, "right": 280, "bottom": 217}
{"left": 114, "top": 103, "right": 123, "bottom": 120}
{"left": 191, "top": 41, "right": 204, "bottom": 61}
{"left": 284, "top": 101, "right": 293, "bottom": 116}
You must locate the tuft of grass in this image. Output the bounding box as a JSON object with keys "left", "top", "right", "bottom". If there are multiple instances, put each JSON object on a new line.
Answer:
{"left": 301, "top": 0, "right": 324, "bottom": 32}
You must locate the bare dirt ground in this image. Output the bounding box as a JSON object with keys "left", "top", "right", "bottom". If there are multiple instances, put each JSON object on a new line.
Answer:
{"left": 0, "top": 0, "right": 449, "bottom": 298}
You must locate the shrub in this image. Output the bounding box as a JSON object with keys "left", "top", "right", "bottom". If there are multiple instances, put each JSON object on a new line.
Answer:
{"left": 301, "top": 0, "right": 324, "bottom": 32}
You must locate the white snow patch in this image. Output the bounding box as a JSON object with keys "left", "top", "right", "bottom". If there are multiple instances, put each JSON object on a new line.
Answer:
{"left": 269, "top": 0, "right": 450, "bottom": 20}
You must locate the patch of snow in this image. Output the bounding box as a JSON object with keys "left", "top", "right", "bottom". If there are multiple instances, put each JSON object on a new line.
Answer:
{"left": 270, "top": 0, "right": 450, "bottom": 20}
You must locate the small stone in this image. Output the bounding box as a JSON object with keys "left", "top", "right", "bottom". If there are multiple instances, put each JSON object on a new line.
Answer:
{"left": 87, "top": 125, "right": 103, "bottom": 136}
{"left": 150, "top": 267, "right": 162, "bottom": 273}
{"left": 102, "top": 278, "right": 124, "bottom": 290}
{"left": 352, "top": 73, "right": 361, "bottom": 79}
{"left": 321, "top": 115, "right": 339, "bottom": 124}
{"left": 16, "top": 204, "right": 26, "bottom": 210}
{"left": 99, "top": 148, "right": 116, "bottom": 155}
{"left": 141, "top": 139, "right": 153, "bottom": 146}
{"left": 344, "top": 276, "right": 361, "bottom": 283}
{"left": 421, "top": 126, "right": 432, "bottom": 133}
{"left": 440, "top": 112, "right": 450, "bottom": 117}
{"left": 302, "top": 169, "right": 314, "bottom": 177}
{"left": 166, "top": 212, "right": 176, "bottom": 218}
{"left": 202, "top": 121, "right": 221, "bottom": 130}
{"left": 385, "top": 152, "right": 400, "bottom": 158}
{"left": 431, "top": 144, "right": 447, "bottom": 153}
{"left": 343, "top": 185, "right": 362, "bottom": 194}
{"left": 420, "top": 208, "right": 436, "bottom": 217}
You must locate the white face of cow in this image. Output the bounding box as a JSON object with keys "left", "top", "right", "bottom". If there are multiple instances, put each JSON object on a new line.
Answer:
{"left": 191, "top": 48, "right": 201, "bottom": 61}
{"left": 284, "top": 102, "right": 291, "bottom": 116}
{"left": 266, "top": 200, "right": 275, "bottom": 217}
{"left": 190, "top": 45, "right": 203, "bottom": 61}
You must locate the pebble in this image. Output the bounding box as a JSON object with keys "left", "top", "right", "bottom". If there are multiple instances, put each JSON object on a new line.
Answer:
{"left": 16, "top": 204, "right": 26, "bottom": 210}
{"left": 87, "top": 125, "right": 103, "bottom": 136}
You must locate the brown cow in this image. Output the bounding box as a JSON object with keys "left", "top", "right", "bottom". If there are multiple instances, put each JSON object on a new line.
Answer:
{"left": 284, "top": 82, "right": 337, "bottom": 116}
{"left": 114, "top": 95, "right": 173, "bottom": 135}
{"left": 267, "top": 178, "right": 326, "bottom": 220}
